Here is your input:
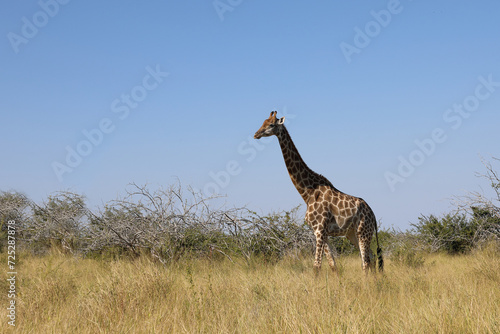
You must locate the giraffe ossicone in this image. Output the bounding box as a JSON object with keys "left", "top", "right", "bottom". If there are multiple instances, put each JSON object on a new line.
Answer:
{"left": 254, "top": 111, "right": 383, "bottom": 274}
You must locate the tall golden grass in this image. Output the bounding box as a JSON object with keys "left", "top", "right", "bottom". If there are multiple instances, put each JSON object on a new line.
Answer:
{"left": 2, "top": 247, "right": 499, "bottom": 333}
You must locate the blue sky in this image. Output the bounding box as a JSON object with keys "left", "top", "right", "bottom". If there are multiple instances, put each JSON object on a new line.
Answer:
{"left": 1, "top": 0, "right": 499, "bottom": 229}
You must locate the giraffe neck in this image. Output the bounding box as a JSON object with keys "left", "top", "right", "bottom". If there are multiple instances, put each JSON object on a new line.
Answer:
{"left": 276, "top": 126, "right": 335, "bottom": 203}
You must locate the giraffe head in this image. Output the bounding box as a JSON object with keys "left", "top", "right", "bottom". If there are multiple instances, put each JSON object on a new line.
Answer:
{"left": 254, "top": 111, "right": 285, "bottom": 139}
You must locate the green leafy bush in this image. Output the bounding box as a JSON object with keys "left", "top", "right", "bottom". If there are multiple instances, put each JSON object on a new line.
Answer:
{"left": 411, "top": 214, "right": 478, "bottom": 254}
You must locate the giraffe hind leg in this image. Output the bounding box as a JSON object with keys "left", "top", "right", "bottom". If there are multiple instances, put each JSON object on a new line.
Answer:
{"left": 359, "top": 239, "right": 372, "bottom": 273}
{"left": 358, "top": 219, "right": 375, "bottom": 273}
{"left": 358, "top": 232, "right": 377, "bottom": 273}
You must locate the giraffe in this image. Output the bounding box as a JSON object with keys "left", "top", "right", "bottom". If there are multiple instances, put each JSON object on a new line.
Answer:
{"left": 254, "top": 111, "right": 383, "bottom": 274}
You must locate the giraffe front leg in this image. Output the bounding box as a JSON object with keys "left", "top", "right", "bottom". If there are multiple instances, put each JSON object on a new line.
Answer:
{"left": 323, "top": 241, "right": 337, "bottom": 273}
{"left": 313, "top": 232, "right": 325, "bottom": 275}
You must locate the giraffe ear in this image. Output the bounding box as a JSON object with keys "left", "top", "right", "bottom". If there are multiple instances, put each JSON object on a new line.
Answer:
{"left": 278, "top": 117, "right": 285, "bottom": 125}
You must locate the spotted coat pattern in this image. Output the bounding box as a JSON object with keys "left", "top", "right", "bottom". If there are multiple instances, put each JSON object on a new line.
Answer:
{"left": 254, "top": 111, "right": 382, "bottom": 273}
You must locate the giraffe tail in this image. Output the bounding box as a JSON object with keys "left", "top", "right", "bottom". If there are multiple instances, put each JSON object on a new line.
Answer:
{"left": 375, "top": 226, "right": 384, "bottom": 272}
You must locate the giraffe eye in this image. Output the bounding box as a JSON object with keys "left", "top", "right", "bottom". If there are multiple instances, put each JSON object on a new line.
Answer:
{"left": 269, "top": 123, "right": 276, "bottom": 128}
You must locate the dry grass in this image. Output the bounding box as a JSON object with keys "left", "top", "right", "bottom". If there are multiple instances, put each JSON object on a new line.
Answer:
{"left": 2, "top": 247, "right": 500, "bottom": 333}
